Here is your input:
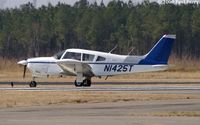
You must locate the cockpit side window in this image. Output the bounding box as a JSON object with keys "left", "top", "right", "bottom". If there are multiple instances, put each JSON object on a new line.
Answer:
{"left": 82, "top": 53, "right": 95, "bottom": 61}
{"left": 96, "top": 56, "right": 106, "bottom": 61}
{"left": 53, "top": 50, "right": 65, "bottom": 59}
{"left": 63, "top": 52, "right": 81, "bottom": 61}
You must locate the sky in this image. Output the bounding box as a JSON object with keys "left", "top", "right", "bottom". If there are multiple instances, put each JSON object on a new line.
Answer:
{"left": 0, "top": 0, "right": 153, "bottom": 9}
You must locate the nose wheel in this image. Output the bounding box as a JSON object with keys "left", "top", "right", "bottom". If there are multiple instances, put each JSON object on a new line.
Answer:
{"left": 30, "top": 81, "right": 37, "bottom": 87}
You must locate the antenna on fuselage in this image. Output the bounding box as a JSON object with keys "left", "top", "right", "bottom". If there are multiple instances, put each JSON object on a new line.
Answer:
{"left": 109, "top": 45, "right": 118, "bottom": 53}
{"left": 127, "top": 47, "right": 135, "bottom": 55}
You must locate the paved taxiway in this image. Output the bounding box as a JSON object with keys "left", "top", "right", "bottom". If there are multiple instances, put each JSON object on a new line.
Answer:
{"left": 0, "top": 85, "right": 200, "bottom": 93}
{"left": 0, "top": 99, "right": 200, "bottom": 125}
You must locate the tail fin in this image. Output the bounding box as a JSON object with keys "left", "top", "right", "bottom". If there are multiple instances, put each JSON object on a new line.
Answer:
{"left": 139, "top": 34, "right": 176, "bottom": 64}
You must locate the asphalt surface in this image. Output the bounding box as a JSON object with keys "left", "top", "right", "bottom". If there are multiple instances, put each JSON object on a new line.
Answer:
{"left": 0, "top": 85, "right": 200, "bottom": 92}
{"left": 0, "top": 99, "right": 200, "bottom": 125}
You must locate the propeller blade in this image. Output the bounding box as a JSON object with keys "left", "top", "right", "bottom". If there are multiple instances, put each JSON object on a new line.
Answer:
{"left": 17, "top": 59, "right": 28, "bottom": 78}
{"left": 23, "top": 65, "right": 27, "bottom": 78}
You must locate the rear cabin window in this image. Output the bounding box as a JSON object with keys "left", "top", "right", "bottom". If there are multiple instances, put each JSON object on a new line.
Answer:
{"left": 96, "top": 56, "right": 106, "bottom": 61}
{"left": 83, "top": 54, "right": 95, "bottom": 61}
{"left": 63, "top": 52, "right": 81, "bottom": 61}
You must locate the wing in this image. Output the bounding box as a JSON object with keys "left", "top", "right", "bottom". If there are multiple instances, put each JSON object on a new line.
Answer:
{"left": 56, "top": 59, "right": 94, "bottom": 77}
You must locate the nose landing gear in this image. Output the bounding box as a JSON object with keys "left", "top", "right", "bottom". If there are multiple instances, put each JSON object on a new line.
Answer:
{"left": 30, "top": 81, "right": 37, "bottom": 87}
{"left": 29, "top": 77, "right": 37, "bottom": 87}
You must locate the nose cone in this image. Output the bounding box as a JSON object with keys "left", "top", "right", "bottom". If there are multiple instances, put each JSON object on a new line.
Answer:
{"left": 17, "top": 60, "right": 28, "bottom": 65}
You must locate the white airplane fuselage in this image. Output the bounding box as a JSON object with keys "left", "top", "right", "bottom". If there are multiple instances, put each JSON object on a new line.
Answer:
{"left": 26, "top": 51, "right": 167, "bottom": 78}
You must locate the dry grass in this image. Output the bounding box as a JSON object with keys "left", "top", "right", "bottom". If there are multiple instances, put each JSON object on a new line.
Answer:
{"left": 0, "top": 91, "right": 200, "bottom": 108}
{"left": 169, "top": 56, "right": 200, "bottom": 72}
{"left": 131, "top": 111, "right": 200, "bottom": 117}
{"left": 0, "top": 58, "right": 21, "bottom": 72}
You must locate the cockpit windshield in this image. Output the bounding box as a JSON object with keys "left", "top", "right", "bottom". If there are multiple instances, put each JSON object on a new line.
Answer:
{"left": 53, "top": 50, "right": 65, "bottom": 59}
{"left": 63, "top": 52, "right": 81, "bottom": 61}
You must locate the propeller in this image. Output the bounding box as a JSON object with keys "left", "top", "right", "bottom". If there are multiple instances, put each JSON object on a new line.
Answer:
{"left": 17, "top": 60, "right": 28, "bottom": 78}
{"left": 23, "top": 65, "right": 27, "bottom": 78}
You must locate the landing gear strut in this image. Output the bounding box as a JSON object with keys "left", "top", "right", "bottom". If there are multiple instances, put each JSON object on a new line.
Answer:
{"left": 74, "top": 78, "right": 91, "bottom": 87}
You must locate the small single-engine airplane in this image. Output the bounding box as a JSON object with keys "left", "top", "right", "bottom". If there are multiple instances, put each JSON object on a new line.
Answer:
{"left": 18, "top": 34, "right": 175, "bottom": 87}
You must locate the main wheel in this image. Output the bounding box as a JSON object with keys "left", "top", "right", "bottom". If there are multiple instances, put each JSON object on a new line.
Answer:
{"left": 83, "top": 79, "right": 91, "bottom": 87}
{"left": 30, "top": 81, "right": 37, "bottom": 87}
{"left": 74, "top": 80, "right": 83, "bottom": 87}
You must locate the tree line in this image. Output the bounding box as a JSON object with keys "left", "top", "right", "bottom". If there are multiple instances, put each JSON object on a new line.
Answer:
{"left": 0, "top": 0, "right": 200, "bottom": 59}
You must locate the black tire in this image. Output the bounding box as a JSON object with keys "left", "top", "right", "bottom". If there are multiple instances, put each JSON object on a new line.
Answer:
{"left": 74, "top": 80, "right": 83, "bottom": 87}
{"left": 30, "top": 81, "right": 37, "bottom": 87}
{"left": 83, "top": 79, "right": 91, "bottom": 87}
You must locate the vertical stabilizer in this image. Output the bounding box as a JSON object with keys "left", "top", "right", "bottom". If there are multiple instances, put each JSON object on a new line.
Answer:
{"left": 139, "top": 34, "right": 176, "bottom": 64}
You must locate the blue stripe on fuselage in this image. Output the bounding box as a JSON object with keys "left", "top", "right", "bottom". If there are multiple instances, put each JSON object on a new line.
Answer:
{"left": 28, "top": 61, "right": 56, "bottom": 64}
{"left": 28, "top": 61, "right": 165, "bottom": 65}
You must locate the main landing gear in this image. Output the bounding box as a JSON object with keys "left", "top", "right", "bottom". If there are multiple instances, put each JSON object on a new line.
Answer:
{"left": 74, "top": 78, "right": 91, "bottom": 87}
